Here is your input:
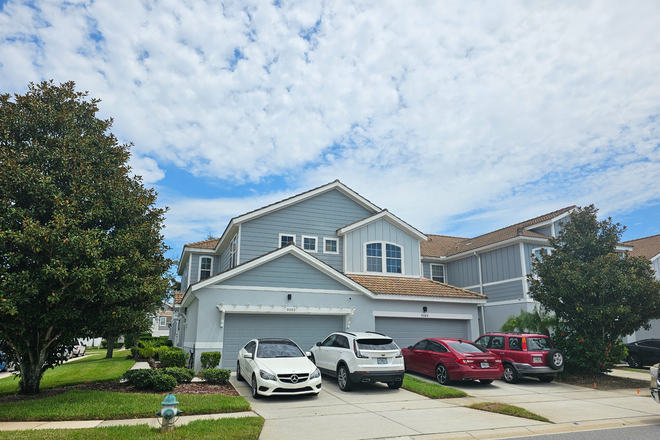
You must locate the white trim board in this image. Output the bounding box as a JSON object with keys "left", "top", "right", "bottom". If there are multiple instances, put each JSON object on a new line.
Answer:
{"left": 207, "top": 285, "right": 356, "bottom": 295}
{"left": 373, "top": 311, "right": 473, "bottom": 320}
{"left": 337, "top": 209, "right": 427, "bottom": 242}
{"left": 483, "top": 298, "right": 538, "bottom": 307}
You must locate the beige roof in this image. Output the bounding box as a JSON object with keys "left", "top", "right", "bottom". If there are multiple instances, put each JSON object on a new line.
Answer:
{"left": 621, "top": 235, "right": 660, "bottom": 259}
{"left": 174, "top": 292, "right": 185, "bottom": 304}
{"left": 185, "top": 238, "right": 220, "bottom": 250}
{"left": 421, "top": 235, "right": 469, "bottom": 258}
{"left": 345, "top": 275, "right": 486, "bottom": 300}
{"left": 422, "top": 206, "right": 575, "bottom": 257}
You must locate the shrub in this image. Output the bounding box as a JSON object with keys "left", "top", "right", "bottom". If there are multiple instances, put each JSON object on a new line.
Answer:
{"left": 151, "top": 373, "right": 178, "bottom": 391}
{"left": 122, "top": 369, "right": 159, "bottom": 389}
{"left": 138, "top": 340, "right": 158, "bottom": 359}
{"left": 124, "top": 333, "right": 136, "bottom": 349}
{"left": 201, "top": 368, "right": 231, "bottom": 384}
{"left": 163, "top": 367, "right": 194, "bottom": 383}
{"left": 159, "top": 347, "right": 188, "bottom": 368}
{"left": 200, "top": 351, "right": 222, "bottom": 369}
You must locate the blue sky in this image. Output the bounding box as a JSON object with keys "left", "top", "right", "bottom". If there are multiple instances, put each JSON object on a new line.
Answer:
{"left": 1, "top": 1, "right": 659, "bottom": 260}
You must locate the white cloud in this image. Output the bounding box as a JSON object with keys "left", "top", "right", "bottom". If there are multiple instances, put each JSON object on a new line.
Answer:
{"left": 1, "top": 0, "right": 659, "bottom": 244}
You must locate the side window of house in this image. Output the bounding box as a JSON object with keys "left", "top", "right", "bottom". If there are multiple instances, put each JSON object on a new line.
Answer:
{"left": 324, "top": 238, "right": 338, "bottom": 254}
{"left": 508, "top": 337, "right": 523, "bottom": 351}
{"left": 302, "top": 236, "right": 317, "bottom": 252}
{"left": 200, "top": 257, "right": 212, "bottom": 280}
{"left": 431, "top": 264, "right": 445, "bottom": 282}
{"left": 279, "top": 234, "right": 295, "bottom": 248}
{"left": 229, "top": 234, "right": 238, "bottom": 268}
{"left": 159, "top": 317, "right": 166, "bottom": 327}
{"left": 532, "top": 247, "right": 552, "bottom": 263}
{"left": 321, "top": 335, "right": 336, "bottom": 347}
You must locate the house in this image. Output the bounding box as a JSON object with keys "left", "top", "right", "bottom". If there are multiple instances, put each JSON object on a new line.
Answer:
{"left": 621, "top": 234, "right": 660, "bottom": 342}
{"left": 151, "top": 302, "right": 174, "bottom": 337}
{"left": 171, "top": 181, "right": 487, "bottom": 370}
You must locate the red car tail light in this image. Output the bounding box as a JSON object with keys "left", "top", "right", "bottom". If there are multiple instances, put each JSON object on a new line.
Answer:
{"left": 353, "top": 340, "right": 368, "bottom": 359}
{"left": 456, "top": 358, "right": 474, "bottom": 365}
{"left": 522, "top": 338, "right": 527, "bottom": 351}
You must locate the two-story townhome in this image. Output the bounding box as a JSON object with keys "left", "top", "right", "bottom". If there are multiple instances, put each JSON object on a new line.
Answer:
{"left": 171, "top": 181, "right": 486, "bottom": 370}
{"left": 151, "top": 302, "right": 174, "bottom": 337}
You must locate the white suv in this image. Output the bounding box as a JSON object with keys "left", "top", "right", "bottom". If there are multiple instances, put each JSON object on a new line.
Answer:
{"left": 309, "top": 331, "right": 405, "bottom": 391}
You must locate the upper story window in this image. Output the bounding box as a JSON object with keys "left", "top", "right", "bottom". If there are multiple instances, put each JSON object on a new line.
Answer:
{"left": 302, "top": 236, "right": 317, "bottom": 252}
{"left": 430, "top": 264, "right": 445, "bottom": 283}
{"left": 324, "top": 237, "right": 338, "bottom": 254}
{"left": 229, "top": 233, "right": 238, "bottom": 268}
{"left": 365, "top": 242, "right": 403, "bottom": 274}
{"left": 532, "top": 247, "right": 553, "bottom": 263}
{"left": 279, "top": 233, "right": 295, "bottom": 248}
{"left": 200, "top": 256, "right": 212, "bottom": 280}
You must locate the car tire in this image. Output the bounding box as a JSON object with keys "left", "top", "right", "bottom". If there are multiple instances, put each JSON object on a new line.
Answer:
{"left": 539, "top": 376, "right": 554, "bottom": 383}
{"left": 479, "top": 379, "right": 493, "bottom": 384}
{"left": 251, "top": 375, "right": 261, "bottom": 399}
{"left": 547, "top": 349, "right": 564, "bottom": 370}
{"left": 627, "top": 354, "right": 643, "bottom": 368}
{"left": 503, "top": 364, "right": 519, "bottom": 384}
{"left": 236, "top": 361, "right": 245, "bottom": 381}
{"left": 337, "top": 365, "right": 354, "bottom": 391}
{"left": 435, "top": 364, "right": 450, "bottom": 385}
{"left": 387, "top": 380, "right": 403, "bottom": 389}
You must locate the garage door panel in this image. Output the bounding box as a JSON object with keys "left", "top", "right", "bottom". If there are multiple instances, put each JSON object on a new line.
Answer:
{"left": 222, "top": 314, "right": 343, "bottom": 369}
{"left": 375, "top": 317, "right": 468, "bottom": 349}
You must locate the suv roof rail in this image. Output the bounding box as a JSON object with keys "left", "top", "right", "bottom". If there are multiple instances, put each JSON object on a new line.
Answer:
{"left": 365, "top": 331, "right": 386, "bottom": 336}
{"left": 335, "top": 331, "right": 356, "bottom": 337}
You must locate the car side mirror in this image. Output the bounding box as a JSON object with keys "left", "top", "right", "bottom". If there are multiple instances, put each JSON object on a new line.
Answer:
{"left": 407, "top": 346, "right": 413, "bottom": 350}
{"left": 243, "top": 353, "right": 253, "bottom": 359}
{"left": 306, "top": 351, "right": 312, "bottom": 358}
{"left": 316, "top": 342, "right": 321, "bottom": 346}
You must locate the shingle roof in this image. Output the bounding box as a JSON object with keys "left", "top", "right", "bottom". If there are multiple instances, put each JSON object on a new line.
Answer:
{"left": 345, "top": 275, "right": 486, "bottom": 300}
{"left": 185, "top": 238, "right": 220, "bottom": 250}
{"left": 421, "top": 235, "right": 469, "bottom": 258}
{"left": 174, "top": 292, "right": 185, "bottom": 304}
{"left": 422, "top": 206, "right": 575, "bottom": 258}
{"left": 621, "top": 235, "right": 660, "bottom": 259}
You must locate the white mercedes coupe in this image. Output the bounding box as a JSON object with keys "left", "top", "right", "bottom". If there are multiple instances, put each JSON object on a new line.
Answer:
{"left": 236, "top": 338, "right": 322, "bottom": 398}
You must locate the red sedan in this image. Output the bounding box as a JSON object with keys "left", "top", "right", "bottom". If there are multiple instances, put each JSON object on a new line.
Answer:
{"left": 402, "top": 338, "right": 503, "bottom": 385}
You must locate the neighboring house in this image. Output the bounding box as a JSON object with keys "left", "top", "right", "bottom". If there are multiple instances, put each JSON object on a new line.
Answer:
{"left": 171, "top": 180, "right": 487, "bottom": 370}
{"left": 621, "top": 234, "right": 660, "bottom": 342}
{"left": 151, "top": 302, "right": 173, "bottom": 337}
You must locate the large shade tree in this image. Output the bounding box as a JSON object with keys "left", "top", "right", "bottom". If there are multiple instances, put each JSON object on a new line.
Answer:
{"left": 529, "top": 205, "right": 660, "bottom": 372}
{"left": 0, "top": 81, "right": 171, "bottom": 394}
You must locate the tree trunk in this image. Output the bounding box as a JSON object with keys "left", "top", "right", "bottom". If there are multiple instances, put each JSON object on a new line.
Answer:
{"left": 105, "top": 335, "right": 115, "bottom": 359}
{"left": 132, "top": 330, "right": 140, "bottom": 360}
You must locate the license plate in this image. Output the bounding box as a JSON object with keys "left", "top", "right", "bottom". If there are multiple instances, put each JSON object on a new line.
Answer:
{"left": 533, "top": 357, "right": 542, "bottom": 363}
{"left": 481, "top": 362, "right": 489, "bottom": 368}
{"left": 377, "top": 358, "right": 388, "bottom": 364}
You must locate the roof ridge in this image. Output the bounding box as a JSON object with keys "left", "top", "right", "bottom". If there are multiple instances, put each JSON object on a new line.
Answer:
{"left": 425, "top": 233, "right": 469, "bottom": 239}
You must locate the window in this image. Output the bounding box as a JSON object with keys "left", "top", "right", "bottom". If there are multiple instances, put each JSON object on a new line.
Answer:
{"left": 159, "top": 317, "right": 166, "bottom": 327}
{"left": 332, "top": 335, "right": 349, "bottom": 349}
{"left": 302, "top": 236, "right": 317, "bottom": 252}
{"left": 490, "top": 336, "right": 505, "bottom": 349}
{"left": 279, "top": 233, "right": 295, "bottom": 248}
{"left": 366, "top": 243, "right": 382, "bottom": 272}
{"left": 386, "top": 244, "right": 402, "bottom": 273}
{"left": 200, "top": 256, "right": 212, "bottom": 280}
{"left": 321, "top": 335, "right": 336, "bottom": 347}
{"left": 413, "top": 340, "right": 430, "bottom": 351}
{"left": 229, "top": 233, "right": 238, "bottom": 268}
{"left": 365, "top": 242, "right": 404, "bottom": 274}
{"left": 430, "top": 342, "right": 448, "bottom": 353}
{"left": 532, "top": 247, "right": 553, "bottom": 263}
{"left": 324, "top": 237, "right": 338, "bottom": 254}
{"left": 430, "top": 264, "right": 445, "bottom": 283}
{"left": 508, "top": 337, "right": 523, "bottom": 351}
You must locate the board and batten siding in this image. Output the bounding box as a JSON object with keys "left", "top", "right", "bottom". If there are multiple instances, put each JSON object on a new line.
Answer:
{"left": 482, "top": 279, "right": 525, "bottom": 302}
{"left": 239, "top": 189, "right": 374, "bottom": 272}
{"left": 181, "top": 265, "right": 189, "bottom": 292}
{"left": 480, "top": 245, "right": 522, "bottom": 284}
{"left": 446, "top": 256, "right": 480, "bottom": 288}
{"left": 218, "top": 242, "right": 232, "bottom": 273}
{"left": 218, "top": 253, "right": 352, "bottom": 291}
{"left": 188, "top": 254, "right": 220, "bottom": 285}
{"left": 343, "top": 219, "right": 421, "bottom": 276}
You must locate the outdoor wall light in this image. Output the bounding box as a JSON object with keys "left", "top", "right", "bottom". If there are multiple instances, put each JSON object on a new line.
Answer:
{"left": 423, "top": 306, "right": 428, "bottom": 313}
{"left": 287, "top": 294, "right": 292, "bottom": 301}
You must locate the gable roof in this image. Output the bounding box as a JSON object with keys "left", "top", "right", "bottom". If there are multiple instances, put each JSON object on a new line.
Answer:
{"left": 337, "top": 209, "right": 428, "bottom": 241}
{"left": 421, "top": 206, "right": 576, "bottom": 258}
{"left": 621, "top": 234, "right": 660, "bottom": 260}
{"left": 346, "top": 275, "right": 486, "bottom": 301}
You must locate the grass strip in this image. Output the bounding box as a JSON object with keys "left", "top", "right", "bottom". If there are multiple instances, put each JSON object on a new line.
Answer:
{"left": 401, "top": 375, "right": 468, "bottom": 399}
{"left": 0, "top": 390, "right": 250, "bottom": 421}
{"left": 467, "top": 402, "right": 551, "bottom": 423}
{"left": 0, "top": 350, "right": 133, "bottom": 396}
{"left": 0, "top": 417, "right": 264, "bottom": 440}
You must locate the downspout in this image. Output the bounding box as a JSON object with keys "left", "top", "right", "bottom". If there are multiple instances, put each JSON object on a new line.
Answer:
{"left": 474, "top": 251, "right": 485, "bottom": 334}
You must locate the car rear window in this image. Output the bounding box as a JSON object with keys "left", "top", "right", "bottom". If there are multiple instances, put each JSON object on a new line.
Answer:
{"left": 447, "top": 341, "right": 489, "bottom": 353}
{"left": 527, "top": 337, "right": 554, "bottom": 351}
{"left": 257, "top": 341, "right": 304, "bottom": 358}
{"left": 357, "top": 339, "right": 399, "bottom": 350}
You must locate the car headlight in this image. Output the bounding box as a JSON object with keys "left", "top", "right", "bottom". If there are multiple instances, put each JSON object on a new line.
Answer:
{"left": 310, "top": 367, "right": 321, "bottom": 379}
{"left": 259, "top": 369, "right": 277, "bottom": 381}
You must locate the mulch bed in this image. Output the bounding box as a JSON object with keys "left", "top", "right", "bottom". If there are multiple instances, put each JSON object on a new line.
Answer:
{"left": 555, "top": 372, "right": 648, "bottom": 390}
{"left": 0, "top": 381, "right": 240, "bottom": 404}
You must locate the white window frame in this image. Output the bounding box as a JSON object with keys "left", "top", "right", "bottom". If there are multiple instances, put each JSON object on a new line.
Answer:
{"left": 363, "top": 241, "right": 405, "bottom": 275}
{"left": 301, "top": 235, "right": 318, "bottom": 253}
{"left": 159, "top": 317, "right": 167, "bottom": 327}
{"left": 430, "top": 263, "right": 445, "bottom": 283}
{"left": 531, "top": 247, "right": 553, "bottom": 262}
{"left": 229, "top": 233, "right": 238, "bottom": 268}
{"left": 199, "top": 256, "right": 213, "bottom": 281}
{"left": 278, "top": 233, "right": 296, "bottom": 248}
{"left": 323, "top": 237, "right": 339, "bottom": 254}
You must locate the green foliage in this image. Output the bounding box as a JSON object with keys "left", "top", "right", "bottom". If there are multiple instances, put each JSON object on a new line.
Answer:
{"left": 401, "top": 375, "right": 468, "bottom": 399}
{"left": 0, "top": 81, "right": 172, "bottom": 394}
{"left": 201, "top": 368, "right": 231, "bottom": 384}
{"left": 500, "top": 306, "right": 555, "bottom": 336}
{"left": 529, "top": 205, "right": 660, "bottom": 373}
{"left": 150, "top": 373, "right": 177, "bottom": 392}
{"left": 162, "top": 367, "right": 194, "bottom": 383}
{"left": 137, "top": 340, "right": 158, "bottom": 360}
{"left": 200, "top": 351, "right": 222, "bottom": 369}
{"left": 122, "top": 369, "right": 159, "bottom": 389}
{"left": 159, "top": 347, "right": 188, "bottom": 368}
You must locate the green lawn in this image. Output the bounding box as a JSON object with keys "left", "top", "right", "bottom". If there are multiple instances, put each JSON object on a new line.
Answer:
{"left": 401, "top": 375, "right": 469, "bottom": 399}
{"left": 0, "top": 417, "right": 264, "bottom": 440}
{"left": 0, "top": 349, "right": 133, "bottom": 396}
{"left": 467, "top": 402, "right": 551, "bottom": 422}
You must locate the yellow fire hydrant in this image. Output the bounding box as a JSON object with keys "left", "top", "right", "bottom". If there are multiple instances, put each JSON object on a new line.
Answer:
{"left": 155, "top": 393, "right": 182, "bottom": 432}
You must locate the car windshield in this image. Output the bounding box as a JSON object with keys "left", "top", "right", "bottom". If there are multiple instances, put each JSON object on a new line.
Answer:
{"left": 256, "top": 341, "right": 304, "bottom": 358}
{"left": 527, "top": 338, "right": 553, "bottom": 351}
{"left": 357, "top": 338, "right": 399, "bottom": 350}
{"left": 447, "top": 341, "right": 489, "bottom": 353}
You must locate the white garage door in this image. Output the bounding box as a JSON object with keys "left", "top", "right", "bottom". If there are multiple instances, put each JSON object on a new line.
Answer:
{"left": 222, "top": 314, "right": 343, "bottom": 369}
{"left": 375, "top": 317, "right": 469, "bottom": 349}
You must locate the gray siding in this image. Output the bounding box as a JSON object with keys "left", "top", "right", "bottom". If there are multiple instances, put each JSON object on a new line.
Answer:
{"left": 553, "top": 218, "right": 566, "bottom": 236}
{"left": 181, "top": 265, "right": 189, "bottom": 292}
{"left": 482, "top": 279, "right": 525, "bottom": 302}
{"left": 480, "top": 245, "right": 522, "bottom": 284}
{"left": 652, "top": 257, "right": 660, "bottom": 279}
{"left": 422, "top": 261, "right": 446, "bottom": 282}
{"left": 239, "top": 189, "right": 374, "bottom": 271}
{"left": 219, "top": 253, "right": 352, "bottom": 291}
{"left": 219, "top": 243, "right": 231, "bottom": 273}
{"left": 447, "top": 256, "right": 480, "bottom": 288}
{"left": 344, "top": 219, "right": 421, "bottom": 276}
{"left": 189, "top": 254, "right": 221, "bottom": 285}
{"left": 529, "top": 225, "right": 551, "bottom": 236}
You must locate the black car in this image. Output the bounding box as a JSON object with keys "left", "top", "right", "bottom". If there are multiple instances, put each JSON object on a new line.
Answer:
{"left": 625, "top": 339, "right": 660, "bottom": 368}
